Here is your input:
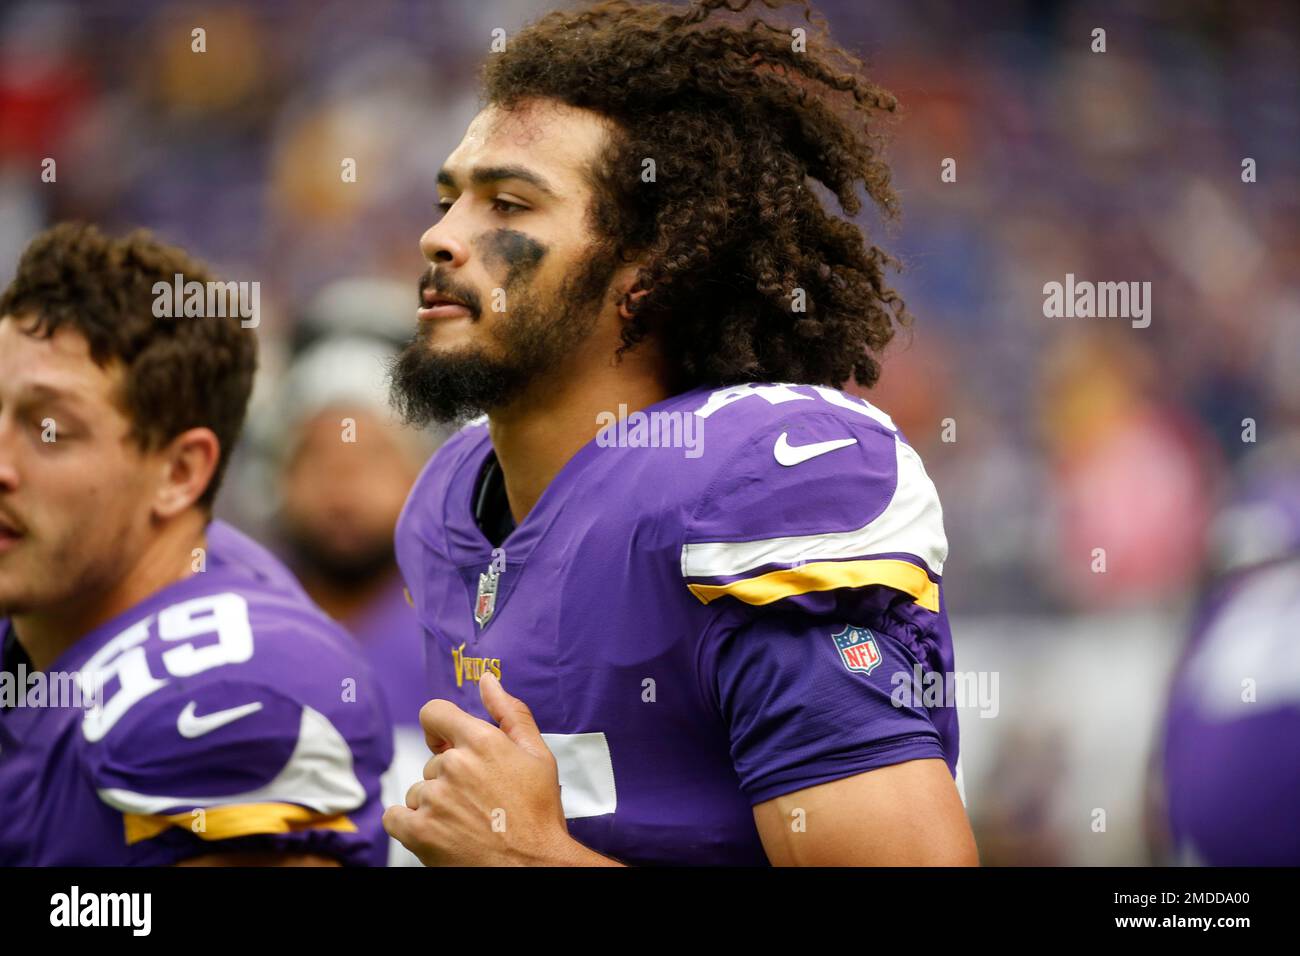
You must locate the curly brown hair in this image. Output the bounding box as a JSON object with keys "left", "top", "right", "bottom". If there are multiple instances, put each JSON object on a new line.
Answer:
{"left": 0, "top": 222, "right": 257, "bottom": 510}
{"left": 482, "top": 0, "right": 908, "bottom": 391}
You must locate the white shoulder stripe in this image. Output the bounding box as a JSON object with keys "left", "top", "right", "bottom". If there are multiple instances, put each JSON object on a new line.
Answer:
{"left": 681, "top": 435, "right": 948, "bottom": 579}
{"left": 97, "top": 705, "right": 366, "bottom": 816}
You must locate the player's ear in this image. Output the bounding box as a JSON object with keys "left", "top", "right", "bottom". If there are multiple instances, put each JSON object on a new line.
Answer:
{"left": 617, "top": 287, "right": 649, "bottom": 321}
{"left": 604, "top": 252, "right": 650, "bottom": 322}
{"left": 152, "top": 426, "right": 220, "bottom": 519}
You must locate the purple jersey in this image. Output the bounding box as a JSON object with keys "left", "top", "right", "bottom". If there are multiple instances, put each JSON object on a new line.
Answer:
{"left": 1161, "top": 556, "right": 1300, "bottom": 865}
{"left": 396, "top": 383, "right": 962, "bottom": 865}
{"left": 349, "top": 576, "right": 430, "bottom": 731}
{"left": 0, "top": 521, "right": 393, "bottom": 866}
{"left": 346, "top": 575, "right": 434, "bottom": 866}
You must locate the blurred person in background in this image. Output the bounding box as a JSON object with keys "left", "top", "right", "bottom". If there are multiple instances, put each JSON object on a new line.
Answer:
{"left": 264, "top": 279, "right": 448, "bottom": 865}
{"left": 1154, "top": 435, "right": 1300, "bottom": 865}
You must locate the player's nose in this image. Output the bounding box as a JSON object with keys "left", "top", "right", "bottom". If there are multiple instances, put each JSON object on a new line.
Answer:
{"left": 420, "top": 220, "right": 469, "bottom": 268}
{"left": 0, "top": 427, "right": 19, "bottom": 494}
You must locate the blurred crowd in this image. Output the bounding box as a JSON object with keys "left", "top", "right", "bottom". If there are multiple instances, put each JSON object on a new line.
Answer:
{"left": 4, "top": 0, "right": 1295, "bottom": 612}
{"left": 1, "top": 0, "right": 1296, "bottom": 864}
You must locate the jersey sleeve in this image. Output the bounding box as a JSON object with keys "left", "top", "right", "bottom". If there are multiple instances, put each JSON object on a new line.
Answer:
{"left": 681, "top": 410, "right": 947, "bottom": 620}
{"left": 78, "top": 676, "right": 389, "bottom": 866}
{"left": 684, "top": 408, "right": 961, "bottom": 801}
{"left": 710, "top": 610, "right": 949, "bottom": 803}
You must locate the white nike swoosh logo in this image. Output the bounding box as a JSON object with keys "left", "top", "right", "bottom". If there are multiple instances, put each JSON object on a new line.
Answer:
{"left": 773, "top": 432, "right": 858, "bottom": 466}
{"left": 177, "top": 700, "right": 263, "bottom": 739}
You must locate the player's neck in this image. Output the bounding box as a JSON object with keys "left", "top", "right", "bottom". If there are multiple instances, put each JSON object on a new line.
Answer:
{"left": 11, "top": 513, "right": 209, "bottom": 672}
{"left": 487, "top": 348, "right": 672, "bottom": 524}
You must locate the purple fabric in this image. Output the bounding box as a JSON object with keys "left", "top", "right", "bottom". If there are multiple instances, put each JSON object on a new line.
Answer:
{"left": 1162, "top": 556, "right": 1300, "bottom": 865}
{"left": 0, "top": 521, "right": 393, "bottom": 866}
{"left": 347, "top": 577, "right": 430, "bottom": 730}
{"left": 396, "top": 383, "right": 961, "bottom": 866}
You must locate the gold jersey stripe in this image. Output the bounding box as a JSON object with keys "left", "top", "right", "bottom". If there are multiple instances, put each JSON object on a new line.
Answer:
{"left": 123, "top": 801, "right": 357, "bottom": 846}
{"left": 686, "top": 558, "right": 940, "bottom": 612}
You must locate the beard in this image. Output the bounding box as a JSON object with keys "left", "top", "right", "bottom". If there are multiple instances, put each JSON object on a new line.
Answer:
{"left": 390, "top": 246, "right": 619, "bottom": 426}
{"left": 279, "top": 518, "right": 397, "bottom": 592}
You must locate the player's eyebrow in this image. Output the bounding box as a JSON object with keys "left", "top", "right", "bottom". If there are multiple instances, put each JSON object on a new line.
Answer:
{"left": 14, "top": 383, "right": 91, "bottom": 425}
{"left": 25, "top": 383, "right": 81, "bottom": 404}
{"left": 437, "top": 164, "right": 558, "bottom": 199}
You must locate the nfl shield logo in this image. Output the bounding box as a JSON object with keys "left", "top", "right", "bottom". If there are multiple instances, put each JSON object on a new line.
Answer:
{"left": 831, "top": 625, "right": 882, "bottom": 675}
{"left": 474, "top": 570, "right": 498, "bottom": 628}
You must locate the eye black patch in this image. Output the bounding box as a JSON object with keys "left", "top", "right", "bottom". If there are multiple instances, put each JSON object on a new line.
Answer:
{"left": 476, "top": 229, "right": 548, "bottom": 287}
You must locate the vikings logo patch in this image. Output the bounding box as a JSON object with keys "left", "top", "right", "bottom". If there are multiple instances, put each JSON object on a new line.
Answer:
{"left": 831, "top": 625, "right": 882, "bottom": 675}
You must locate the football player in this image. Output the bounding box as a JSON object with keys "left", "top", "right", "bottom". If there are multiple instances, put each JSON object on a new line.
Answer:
{"left": 383, "top": 0, "right": 977, "bottom": 866}
{"left": 0, "top": 224, "right": 392, "bottom": 865}
{"left": 1157, "top": 441, "right": 1300, "bottom": 865}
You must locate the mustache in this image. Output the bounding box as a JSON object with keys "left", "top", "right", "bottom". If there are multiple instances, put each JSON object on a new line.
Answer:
{"left": 418, "top": 268, "right": 482, "bottom": 318}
